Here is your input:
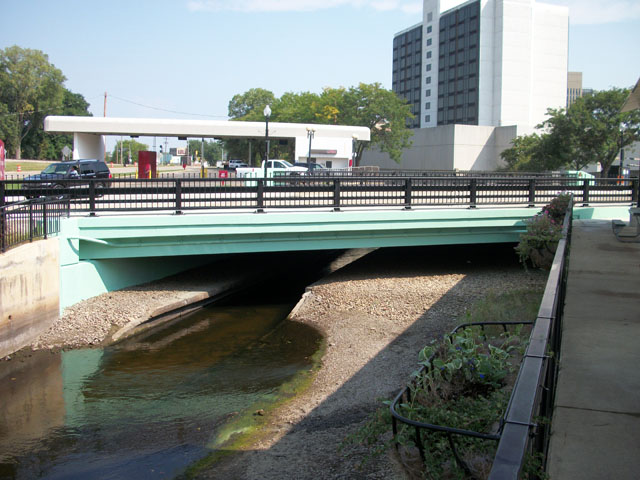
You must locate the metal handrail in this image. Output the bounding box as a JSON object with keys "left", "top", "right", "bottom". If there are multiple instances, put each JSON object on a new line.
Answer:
{"left": 388, "top": 195, "right": 574, "bottom": 478}
{"left": 0, "top": 197, "right": 70, "bottom": 253}
{"left": 2, "top": 175, "right": 636, "bottom": 214}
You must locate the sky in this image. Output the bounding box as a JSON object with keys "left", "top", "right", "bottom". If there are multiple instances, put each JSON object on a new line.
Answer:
{"left": 2, "top": 0, "right": 639, "bottom": 152}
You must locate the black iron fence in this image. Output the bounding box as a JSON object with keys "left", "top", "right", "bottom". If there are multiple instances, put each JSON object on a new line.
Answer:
{"left": 1, "top": 175, "right": 637, "bottom": 215}
{"left": 487, "top": 197, "right": 572, "bottom": 478}
{"left": 389, "top": 195, "right": 573, "bottom": 478}
{"left": 0, "top": 197, "right": 70, "bottom": 253}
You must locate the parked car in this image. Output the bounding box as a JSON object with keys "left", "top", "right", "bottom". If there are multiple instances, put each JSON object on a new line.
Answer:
{"left": 261, "top": 160, "right": 307, "bottom": 172}
{"left": 22, "top": 159, "right": 112, "bottom": 197}
{"left": 228, "top": 160, "right": 249, "bottom": 169}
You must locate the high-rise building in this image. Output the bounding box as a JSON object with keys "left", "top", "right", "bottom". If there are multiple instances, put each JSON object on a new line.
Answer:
{"left": 392, "top": 0, "right": 569, "bottom": 130}
{"left": 567, "top": 71, "right": 583, "bottom": 106}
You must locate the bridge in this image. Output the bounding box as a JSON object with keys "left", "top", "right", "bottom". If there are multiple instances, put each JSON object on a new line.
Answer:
{"left": 2, "top": 172, "right": 637, "bottom": 310}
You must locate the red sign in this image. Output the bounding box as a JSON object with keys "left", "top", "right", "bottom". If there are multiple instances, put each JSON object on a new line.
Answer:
{"left": 0, "top": 140, "right": 5, "bottom": 180}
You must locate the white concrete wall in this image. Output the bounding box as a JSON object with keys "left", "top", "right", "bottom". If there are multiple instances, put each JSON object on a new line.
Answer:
{"left": 530, "top": 1, "right": 569, "bottom": 125}
{"left": 476, "top": 0, "right": 567, "bottom": 128}
{"left": 361, "top": 124, "right": 518, "bottom": 171}
{"left": 477, "top": 0, "right": 495, "bottom": 126}
{"left": 422, "top": 0, "right": 441, "bottom": 128}
{"left": 0, "top": 239, "right": 60, "bottom": 357}
{"left": 498, "top": 0, "right": 534, "bottom": 126}
{"left": 73, "top": 133, "right": 106, "bottom": 160}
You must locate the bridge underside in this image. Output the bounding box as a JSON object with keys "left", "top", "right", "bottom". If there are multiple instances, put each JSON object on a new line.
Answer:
{"left": 57, "top": 205, "right": 630, "bottom": 310}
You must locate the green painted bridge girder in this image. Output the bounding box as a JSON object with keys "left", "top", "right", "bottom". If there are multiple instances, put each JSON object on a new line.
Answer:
{"left": 62, "top": 207, "right": 540, "bottom": 261}
{"left": 56, "top": 205, "right": 631, "bottom": 311}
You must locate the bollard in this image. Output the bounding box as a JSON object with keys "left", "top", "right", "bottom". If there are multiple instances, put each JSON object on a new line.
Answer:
{"left": 17, "top": 165, "right": 21, "bottom": 172}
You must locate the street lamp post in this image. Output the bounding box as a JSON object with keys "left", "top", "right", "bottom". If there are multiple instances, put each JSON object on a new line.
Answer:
{"left": 263, "top": 105, "right": 271, "bottom": 179}
{"left": 351, "top": 134, "right": 358, "bottom": 168}
{"left": 306, "top": 127, "right": 315, "bottom": 164}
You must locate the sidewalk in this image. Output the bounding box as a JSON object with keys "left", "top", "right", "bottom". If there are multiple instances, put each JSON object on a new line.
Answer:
{"left": 547, "top": 219, "right": 640, "bottom": 479}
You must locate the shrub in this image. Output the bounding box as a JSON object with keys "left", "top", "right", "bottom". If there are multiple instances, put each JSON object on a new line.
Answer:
{"left": 515, "top": 194, "right": 571, "bottom": 269}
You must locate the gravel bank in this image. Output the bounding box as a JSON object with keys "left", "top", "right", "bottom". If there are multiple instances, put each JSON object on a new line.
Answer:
{"left": 196, "top": 244, "right": 546, "bottom": 479}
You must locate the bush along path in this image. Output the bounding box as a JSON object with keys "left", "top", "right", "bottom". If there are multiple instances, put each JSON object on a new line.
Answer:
{"left": 515, "top": 193, "right": 572, "bottom": 269}
{"left": 343, "top": 288, "right": 544, "bottom": 480}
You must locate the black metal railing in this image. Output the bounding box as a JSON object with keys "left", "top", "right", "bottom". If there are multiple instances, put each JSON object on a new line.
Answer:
{"left": 389, "top": 195, "right": 574, "bottom": 478}
{"left": 1, "top": 175, "right": 636, "bottom": 215}
{"left": 0, "top": 196, "right": 70, "bottom": 253}
{"left": 487, "top": 195, "right": 572, "bottom": 479}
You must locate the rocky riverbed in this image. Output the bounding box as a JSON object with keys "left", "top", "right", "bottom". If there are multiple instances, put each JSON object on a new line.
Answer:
{"left": 20, "top": 244, "right": 546, "bottom": 479}
{"left": 196, "top": 244, "right": 546, "bottom": 479}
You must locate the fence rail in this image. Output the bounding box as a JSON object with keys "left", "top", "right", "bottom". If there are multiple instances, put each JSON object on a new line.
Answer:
{"left": 2, "top": 175, "right": 637, "bottom": 215}
{"left": 388, "top": 195, "right": 573, "bottom": 478}
{"left": 0, "top": 197, "right": 70, "bottom": 253}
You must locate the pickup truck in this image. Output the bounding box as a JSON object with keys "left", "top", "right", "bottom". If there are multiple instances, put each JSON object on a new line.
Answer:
{"left": 236, "top": 160, "right": 307, "bottom": 179}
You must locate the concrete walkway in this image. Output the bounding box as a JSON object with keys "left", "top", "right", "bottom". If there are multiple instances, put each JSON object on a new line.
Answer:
{"left": 547, "top": 219, "right": 640, "bottom": 479}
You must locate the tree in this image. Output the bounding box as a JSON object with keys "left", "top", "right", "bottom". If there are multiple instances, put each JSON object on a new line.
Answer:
{"left": 225, "top": 83, "right": 414, "bottom": 166}
{"left": 110, "top": 139, "right": 149, "bottom": 165}
{"left": 188, "top": 139, "right": 223, "bottom": 165}
{"left": 0, "top": 46, "right": 66, "bottom": 159}
{"left": 502, "top": 87, "right": 640, "bottom": 175}
{"left": 22, "top": 89, "right": 92, "bottom": 160}
{"left": 541, "top": 89, "right": 640, "bottom": 177}
{"left": 319, "top": 83, "right": 413, "bottom": 166}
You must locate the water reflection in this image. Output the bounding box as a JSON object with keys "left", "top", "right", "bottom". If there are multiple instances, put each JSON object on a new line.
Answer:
{"left": 0, "top": 304, "right": 321, "bottom": 479}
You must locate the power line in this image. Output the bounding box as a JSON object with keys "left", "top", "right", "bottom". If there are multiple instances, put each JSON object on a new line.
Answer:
{"left": 107, "top": 94, "right": 229, "bottom": 119}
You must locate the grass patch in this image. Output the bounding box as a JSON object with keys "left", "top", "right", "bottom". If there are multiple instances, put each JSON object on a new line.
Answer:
{"left": 5, "top": 160, "right": 53, "bottom": 172}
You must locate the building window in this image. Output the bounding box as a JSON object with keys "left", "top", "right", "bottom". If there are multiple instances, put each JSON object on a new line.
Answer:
{"left": 425, "top": 114, "right": 431, "bottom": 123}
{"left": 426, "top": 38, "right": 432, "bottom": 46}
{"left": 426, "top": 51, "right": 432, "bottom": 59}
{"left": 427, "top": 12, "right": 433, "bottom": 22}
{"left": 426, "top": 63, "right": 432, "bottom": 72}
{"left": 427, "top": 25, "right": 432, "bottom": 34}
{"left": 426, "top": 76, "right": 431, "bottom": 84}
{"left": 425, "top": 102, "right": 431, "bottom": 109}
{"left": 426, "top": 89, "right": 431, "bottom": 97}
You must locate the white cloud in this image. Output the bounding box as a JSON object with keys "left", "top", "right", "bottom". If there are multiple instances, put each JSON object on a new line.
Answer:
{"left": 544, "top": 0, "right": 640, "bottom": 25}
{"left": 187, "top": 0, "right": 419, "bottom": 13}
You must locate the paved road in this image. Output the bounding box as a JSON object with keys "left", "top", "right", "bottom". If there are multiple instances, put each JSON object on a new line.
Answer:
{"left": 547, "top": 218, "right": 640, "bottom": 479}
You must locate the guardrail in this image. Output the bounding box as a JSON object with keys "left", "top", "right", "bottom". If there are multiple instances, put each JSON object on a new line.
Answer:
{"left": 487, "top": 196, "right": 572, "bottom": 478}
{"left": 388, "top": 195, "right": 573, "bottom": 478}
{"left": 0, "top": 196, "right": 70, "bottom": 253}
{"left": 1, "top": 175, "right": 636, "bottom": 214}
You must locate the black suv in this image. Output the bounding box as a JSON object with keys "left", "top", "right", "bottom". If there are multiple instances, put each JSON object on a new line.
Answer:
{"left": 23, "top": 159, "right": 112, "bottom": 197}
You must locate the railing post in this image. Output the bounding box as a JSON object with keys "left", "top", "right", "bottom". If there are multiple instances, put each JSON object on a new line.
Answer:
{"left": 175, "top": 179, "right": 183, "bottom": 214}
{"left": 404, "top": 178, "right": 412, "bottom": 210}
{"left": 469, "top": 178, "right": 477, "bottom": 208}
{"left": 43, "top": 202, "right": 48, "bottom": 239}
{"left": 528, "top": 179, "right": 536, "bottom": 207}
{"left": 0, "top": 206, "right": 5, "bottom": 253}
{"left": 29, "top": 202, "right": 34, "bottom": 243}
{"left": 89, "top": 180, "right": 96, "bottom": 216}
{"left": 582, "top": 179, "right": 590, "bottom": 206}
{"left": 333, "top": 178, "right": 341, "bottom": 211}
{"left": 632, "top": 178, "right": 639, "bottom": 206}
{"left": 256, "top": 179, "right": 265, "bottom": 212}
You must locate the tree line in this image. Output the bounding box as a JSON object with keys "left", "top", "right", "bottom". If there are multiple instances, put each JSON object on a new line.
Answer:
{"left": 2, "top": 44, "right": 637, "bottom": 174}
{"left": 0, "top": 46, "right": 92, "bottom": 160}
{"left": 500, "top": 88, "right": 640, "bottom": 177}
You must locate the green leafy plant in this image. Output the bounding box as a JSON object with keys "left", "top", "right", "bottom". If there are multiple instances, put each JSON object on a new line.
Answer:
{"left": 515, "top": 194, "right": 571, "bottom": 269}
{"left": 343, "top": 289, "right": 543, "bottom": 479}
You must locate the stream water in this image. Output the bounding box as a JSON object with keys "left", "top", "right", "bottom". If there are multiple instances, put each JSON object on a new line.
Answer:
{"left": 0, "top": 250, "right": 370, "bottom": 479}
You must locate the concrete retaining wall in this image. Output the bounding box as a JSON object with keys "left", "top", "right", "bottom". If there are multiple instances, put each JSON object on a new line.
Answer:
{"left": 0, "top": 239, "right": 60, "bottom": 358}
